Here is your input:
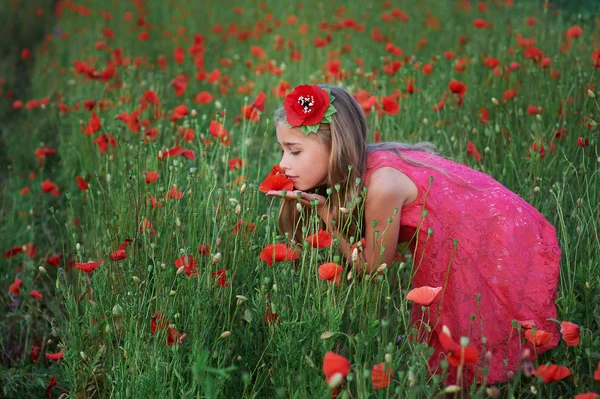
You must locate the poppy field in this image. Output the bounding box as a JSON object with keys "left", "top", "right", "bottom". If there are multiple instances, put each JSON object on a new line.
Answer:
{"left": 1, "top": 0, "right": 600, "bottom": 398}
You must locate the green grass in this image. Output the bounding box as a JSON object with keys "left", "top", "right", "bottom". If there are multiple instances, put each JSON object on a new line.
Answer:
{"left": 1, "top": 0, "right": 599, "bottom": 397}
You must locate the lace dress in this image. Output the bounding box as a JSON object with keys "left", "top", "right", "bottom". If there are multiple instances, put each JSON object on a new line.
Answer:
{"left": 364, "top": 149, "right": 561, "bottom": 385}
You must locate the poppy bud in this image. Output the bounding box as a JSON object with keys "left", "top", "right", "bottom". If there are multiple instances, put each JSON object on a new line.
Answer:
{"left": 216, "top": 237, "right": 222, "bottom": 247}
{"left": 191, "top": 109, "right": 197, "bottom": 117}
{"left": 235, "top": 204, "right": 241, "bottom": 216}
{"left": 39, "top": 266, "right": 47, "bottom": 274}
{"left": 220, "top": 331, "right": 231, "bottom": 339}
{"left": 491, "top": 97, "right": 499, "bottom": 105}
{"left": 327, "top": 372, "right": 344, "bottom": 389}
{"left": 176, "top": 266, "right": 185, "bottom": 275}
{"left": 444, "top": 386, "right": 461, "bottom": 394}
{"left": 339, "top": 207, "right": 349, "bottom": 214}
{"left": 112, "top": 304, "right": 123, "bottom": 316}
{"left": 377, "top": 263, "right": 387, "bottom": 273}
{"left": 351, "top": 248, "right": 359, "bottom": 263}
{"left": 240, "top": 183, "right": 247, "bottom": 194}
{"left": 80, "top": 351, "right": 87, "bottom": 361}
{"left": 132, "top": 276, "right": 141, "bottom": 283}
{"left": 407, "top": 370, "right": 416, "bottom": 387}
{"left": 534, "top": 186, "right": 540, "bottom": 193}
{"left": 347, "top": 271, "right": 353, "bottom": 281}
{"left": 588, "top": 89, "right": 595, "bottom": 98}
{"left": 169, "top": 290, "right": 176, "bottom": 296}
{"left": 320, "top": 331, "right": 334, "bottom": 340}
{"left": 211, "top": 253, "right": 222, "bottom": 264}
{"left": 296, "top": 203, "right": 302, "bottom": 212}
{"left": 384, "top": 353, "right": 392, "bottom": 363}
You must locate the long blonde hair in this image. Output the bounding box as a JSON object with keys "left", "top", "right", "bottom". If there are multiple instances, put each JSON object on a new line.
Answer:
{"left": 273, "top": 84, "right": 482, "bottom": 257}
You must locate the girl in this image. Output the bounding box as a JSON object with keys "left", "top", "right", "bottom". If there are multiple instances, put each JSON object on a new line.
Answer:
{"left": 265, "top": 83, "right": 562, "bottom": 387}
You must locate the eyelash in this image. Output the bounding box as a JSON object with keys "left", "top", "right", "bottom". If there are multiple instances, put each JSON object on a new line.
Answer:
{"left": 280, "top": 149, "right": 300, "bottom": 156}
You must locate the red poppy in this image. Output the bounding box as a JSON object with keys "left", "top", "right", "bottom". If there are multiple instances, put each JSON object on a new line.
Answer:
{"left": 524, "top": 329, "right": 553, "bottom": 347}
{"left": 93, "top": 134, "right": 118, "bottom": 153}
{"left": 9, "top": 277, "right": 23, "bottom": 295}
{"left": 76, "top": 260, "right": 104, "bottom": 274}
{"left": 174, "top": 255, "right": 198, "bottom": 277}
{"left": 46, "top": 255, "right": 61, "bottom": 267}
{"left": 259, "top": 243, "right": 298, "bottom": 267}
{"left": 151, "top": 312, "right": 170, "bottom": 334}
{"left": 30, "top": 290, "right": 43, "bottom": 300}
{"left": 578, "top": 137, "right": 589, "bottom": 148}
{"left": 45, "top": 351, "right": 65, "bottom": 362}
{"left": 166, "top": 185, "right": 184, "bottom": 200}
{"left": 318, "top": 262, "right": 344, "bottom": 283}
{"left": 198, "top": 244, "right": 210, "bottom": 256}
{"left": 258, "top": 164, "right": 294, "bottom": 193}
{"left": 533, "top": 364, "right": 571, "bottom": 383}
{"left": 381, "top": 95, "right": 400, "bottom": 115}
{"left": 406, "top": 286, "right": 442, "bottom": 306}
{"left": 209, "top": 120, "right": 231, "bottom": 145}
{"left": 76, "top": 176, "right": 89, "bottom": 191}
{"left": 448, "top": 80, "right": 467, "bottom": 95}
{"left": 173, "top": 46, "right": 185, "bottom": 64}
{"left": 158, "top": 146, "right": 183, "bottom": 160}
{"left": 306, "top": 229, "right": 333, "bottom": 248}
{"left": 265, "top": 308, "right": 280, "bottom": 324}
{"left": 85, "top": 112, "right": 101, "bottom": 135}
{"left": 42, "top": 179, "right": 60, "bottom": 197}
{"left": 503, "top": 88, "right": 518, "bottom": 102}
{"left": 144, "top": 171, "right": 160, "bottom": 184}
{"left": 466, "top": 141, "right": 482, "bottom": 162}
{"left": 167, "top": 327, "right": 185, "bottom": 346}
{"left": 283, "top": 84, "right": 331, "bottom": 127}
{"left": 170, "top": 103, "right": 188, "bottom": 122}
{"left": 566, "top": 26, "right": 583, "bottom": 40}
{"left": 478, "top": 108, "right": 489, "bottom": 124}
{"left": 25, "top": 243, "right": 36, "bottom": 258}
{"left": 371, "top": 362, "right": 393, "bottom": 390}
{"left": 594, "top": 361, "right": 600, "bottom": 380}
{"left": 34, "top": 147, "right": 57, "bottom": 165}
{"left": 212, "top": 269, "right": 229, "bottom": 287}
{"left": 560, "top": 321, "right": 580, "bottom": 346}
{"left": 574, "top": 393, "right": 599, "bottom": 399}
{"left": 45, "top": 376, "right": 57, "bottom": 397}
{"left": 195, "top": 91, "right": 214, "bottom": 105}
{"left": 439, "top": 325, "right": 478, "bottom": 367}
{"left": 322, "top": 352, "right": 351, "bottom": 384}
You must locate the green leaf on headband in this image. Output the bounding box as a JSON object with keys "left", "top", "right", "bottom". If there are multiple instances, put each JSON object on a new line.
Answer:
{"left": 323, "top": 104, "right": 337, "bottom": 118}
{"left": 301, "top": 124, "right": 320, "bottom": 135}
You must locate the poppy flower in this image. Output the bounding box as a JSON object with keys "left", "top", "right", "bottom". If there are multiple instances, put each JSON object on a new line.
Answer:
{"left": 76, "top": 260, "right": 104, "bottom": 274}
{"left": 371, "top": 362, "right": 393, "bottom": 390}
{"left": 594, "top": 361, "right": 600, "bottom": 380}
{"left": 574, "top": 393, "right": 599, "bottom": 399}
{"left": 174, "top": 255, "right": 198, "bottom": 277}
{"left": 259, "top": 243, "right": 298, "bottom": 267}
{"left": 45, "top": 376, "right": 57, "bottom": 397}
{"left": 30, "top": 290, "right": 43, "bottom": 300}
{"left": 9, "top": 277, "right": 23, "bottom": 295}
{"left": 45, "top": 351, "right": 65, "bottom": 362}
{"left": 85, "top": 112, "right": 101, "bottom": 135}
{"left": 578, "top": 137, "right": 589, "bottom": 148}
{"left": 318, "top": 263, "right": 344, "bottom": 283}
{"left": 4, "top": 245, "right": 23, "bottom": 258}
{"left": 166, "top": 185, "right": 184, "bottom": 200}
{"left": 406, "top": 286, "right": 442, "bottom": 306}
{"left": 439, "top": 325, "right": 478, "bottom": 367}
{"left": 76, "top": 176, "right": 89, "bottom": 191}
{"left": 151, "top": 312, "right": 170, "bottom": 334}
{"left": 93, "top": 134, "right": 118, "bottom": 153}
{"left": 524, "top": 329, "right": 553, "bottom": 347}
{"left": 566, "top": 26, "right": 583, "bottom": 40}
{"left": 209, "top": 120, "right": 231, "bottom": 145}
{"left": 322, "top": 351, "right": 351, "bottom": 384}
{"left": 381, "top": 96, "right": 400, "bottom": 115}
{"left": 306, "top": 229, "right": 333, "bottom": 248}
{"left": 170, "top": 103, "right": 188, "bottom": 122}
{"left": 212, "top": 269, "right": 229, "bottom": 287}
{"left": 42, "top": 179, "right": 60, "bottom": 197}
{"left": 466, "top": 141, "right": 482, "bottom": 162}
{"left": 258, "top": 164, "right": 294, "bottom": 193}
{"left": 283, "top": 84, "right": 331, "bottom": 127}
{"left": 46, "top": 255, "right": 61, "bottom": 267}
{"left": 195, "top": 91, "right": 214, "bottom": 105}
{"left": 144, "top": 171, "right": 160, "bottom": 184}
{"left": 560, "top": 321, "right": 580, "bottom": 346}
{"left": 198, "top": 244, "right": 210, "bottom": 256}
{"left": 265, "top": 307, "right": 280, "bottom": 324}
{"left": 533, "top": 364, "right": 571, "bottom": 383}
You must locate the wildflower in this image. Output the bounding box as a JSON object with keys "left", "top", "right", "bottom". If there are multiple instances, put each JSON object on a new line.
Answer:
{"left": 318, "top": 263, "right": 344, "bottom": 283}
{"left": 439, "top": 325, "right": 478, "bottom": 367}
{"left": 76, "top": 260, "right": 104, "bottom": 274}
{"left": 259, "top": 164, "right": 294, "bottom": 192}
{"left": 259, "top": 243, "right": 298, "bottom": 267}
{"left": 306, "top": 229, "right": 333, "bottom": 248}
{"left": 322, "top": 352, "right": 350, "bottom": 385}
{"left": 174, "top": 255, "right": 198, "bottom": 277}
{"left": 371, "top": 362, "right": 393, "bottom": 390}
{"left": 524, "top": 328, "right": 553, "bottom": 347}
{"left": 45, "top": 351, "right": 65, "bottom": 362}
{"left": 533, "top": 364, "right": 571, "bottom": 383}
{"left": 560, "top": 321, "right": 580, "bottom": 346}
{"left": 406, "top": 286, "right": 442, "bottom": 306}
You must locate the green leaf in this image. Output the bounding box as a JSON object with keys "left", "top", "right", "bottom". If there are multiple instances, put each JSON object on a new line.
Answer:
{"left": 301, "top": 124, "right": 320, "bottom": 135}
{"left": 329, "top": 94, "right": 336, "bottom": 102}
{"left": 322, "top": 87, "right": 331, "bottom": 94}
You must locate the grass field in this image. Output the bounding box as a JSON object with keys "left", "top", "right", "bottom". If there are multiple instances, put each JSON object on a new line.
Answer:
{"left": 1, "top": 0, "right": 599, "bottom": 397}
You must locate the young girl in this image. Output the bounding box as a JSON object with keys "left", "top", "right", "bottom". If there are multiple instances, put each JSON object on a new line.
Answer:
{"left": 265, "top": 83, "right": 562, "bottom": 387}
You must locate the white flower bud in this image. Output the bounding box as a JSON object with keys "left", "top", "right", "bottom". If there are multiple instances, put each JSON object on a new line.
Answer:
{"left": 211, "top": 253, "right": 222, "bottom": 265}
{"left": 351, "top": 248, "right": 359, "bottom": 263}
{"left": 176, "top": 266, "right": 186, "bottom": 275}
{"left": 220, "top": 331, "right": 231, "bottom": 339}
{"left": 588, "top": 89, "right": 595, "bottom": 98}
{"left": 491, "top": 97, "right": 499, "bottom": 105}
{"left": 327, "top": 373, "right": 344, "bottom": 389}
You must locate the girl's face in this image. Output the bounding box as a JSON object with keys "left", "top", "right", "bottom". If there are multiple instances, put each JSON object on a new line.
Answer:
{"left": 276, "top": 121, "right": 330, "bottom": 191}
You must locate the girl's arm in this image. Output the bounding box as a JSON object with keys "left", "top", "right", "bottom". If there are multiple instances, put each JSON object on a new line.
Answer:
{"left": 322, "top": 168, "right": 407, "bottom": 275}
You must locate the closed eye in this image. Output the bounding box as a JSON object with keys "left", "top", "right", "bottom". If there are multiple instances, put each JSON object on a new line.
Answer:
{"left": 280, "top": 149, "right": 300, "bottom": 156}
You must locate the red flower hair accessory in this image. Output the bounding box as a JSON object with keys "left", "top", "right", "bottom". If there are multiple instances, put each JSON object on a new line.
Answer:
{"left": 283, "top": 84, "right": 337, "bottom": 135}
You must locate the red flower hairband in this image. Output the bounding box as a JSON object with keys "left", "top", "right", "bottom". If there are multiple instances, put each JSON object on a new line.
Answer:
{"left": 283, "top": 84, "right": 337, "bottom": 135}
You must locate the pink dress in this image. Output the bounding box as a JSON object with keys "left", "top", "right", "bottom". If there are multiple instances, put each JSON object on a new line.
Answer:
{"left": 364, "top": 149, "right": 561, "bottom": 386}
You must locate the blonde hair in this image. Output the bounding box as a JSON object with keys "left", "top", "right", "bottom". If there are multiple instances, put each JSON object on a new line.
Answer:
{"left": 273, "top": 84, "right": 482, "bottom": 257}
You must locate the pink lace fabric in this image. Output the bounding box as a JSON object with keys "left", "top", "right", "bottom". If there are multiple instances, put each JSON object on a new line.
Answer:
{"left": 364, "top": 150, "right": 561, "bottom": 386}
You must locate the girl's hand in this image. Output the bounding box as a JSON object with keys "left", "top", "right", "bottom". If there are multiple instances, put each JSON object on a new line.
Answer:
{"left": 266, "top": 190, "right": 331, "bottom": 221}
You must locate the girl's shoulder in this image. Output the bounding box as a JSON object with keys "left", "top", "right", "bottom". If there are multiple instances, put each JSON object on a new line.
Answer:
{"left": 364, "top": 166, "right": 419, "bottom": 207}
